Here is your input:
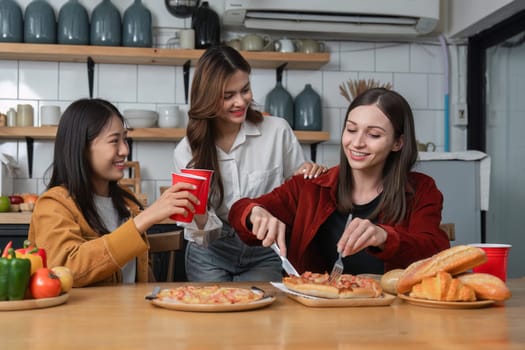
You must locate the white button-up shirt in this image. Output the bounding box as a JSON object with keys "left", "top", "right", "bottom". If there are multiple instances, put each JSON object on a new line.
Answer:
{"left": 173, "top": 116, "right": 305, "bottom": 245}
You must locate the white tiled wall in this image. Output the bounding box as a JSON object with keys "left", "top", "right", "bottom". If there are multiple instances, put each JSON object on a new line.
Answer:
{"left": 0, "top": 0, "right": 466, "bottom": 204}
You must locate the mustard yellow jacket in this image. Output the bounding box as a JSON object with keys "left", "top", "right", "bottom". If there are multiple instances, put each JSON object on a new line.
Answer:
{"left": 28, "top": 186, "right": 150, "bottom": 287}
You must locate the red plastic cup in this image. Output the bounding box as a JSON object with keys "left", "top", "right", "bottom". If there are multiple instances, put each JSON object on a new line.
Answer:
{"left": 181, "top": 168, "right": 214, "bottom": 214}
{"left": 470, "top": 243, "right": 512, "bottom": 281}
{"left": 170, "top": 172, "right": 206, "bottom": 223}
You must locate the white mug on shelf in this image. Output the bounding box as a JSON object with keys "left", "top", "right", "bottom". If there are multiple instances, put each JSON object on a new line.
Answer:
{"left": 274, "top": 38, "right": 295, "bottom": 53}
{"left": 16, "top": 104, "right": 34, "bottom": 127}
{"left": 166, "top": 29, "right": 195, "bottom": 49}
{"left": 157, "top": 105, "right": 182, "bottom": 128}
{"left": 40, "top": 105, "right": 61, "bottom": 126}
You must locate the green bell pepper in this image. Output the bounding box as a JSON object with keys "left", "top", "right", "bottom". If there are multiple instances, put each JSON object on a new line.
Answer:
{"left": 0, "top": 248, "right": 31, "bottom": 301}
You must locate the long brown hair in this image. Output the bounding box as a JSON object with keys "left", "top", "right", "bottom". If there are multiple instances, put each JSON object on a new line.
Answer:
{"left": 337, "top": 88, "right": 418, "bottom": 223}
{"left": 186, "top": 45, "right": 263, "bottom": 207}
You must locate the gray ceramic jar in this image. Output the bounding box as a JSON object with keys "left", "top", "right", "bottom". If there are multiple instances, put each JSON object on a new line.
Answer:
{"left": 294, "top": 84, "right": 322, "bottom": 131}
{"left": 122, "top": 0, "right": 152, "bottom": 48}
{"left": 265, "top": 82, "right": 294, "bottom": 128}
{"left": 58, "top": 0, "right": 89, "bottom": 45}
{"left": 0, "top": 0, "right": 23, "bottom": 42}
{"left": 91, "top": 0, "right": 121, "bottom": 46}
{"left": 24, "top": 0, "right": 56, "bottom": 44}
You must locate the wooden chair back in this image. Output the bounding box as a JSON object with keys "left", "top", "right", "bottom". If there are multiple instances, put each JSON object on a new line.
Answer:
{"left": 119, "top": 161, "right": 141, "bottom": 194}
{"left": 148, "top": 230, "right": 183, "bottom": 282}
{"left": 440, "top": 223, "right": 455, "bottom": 241}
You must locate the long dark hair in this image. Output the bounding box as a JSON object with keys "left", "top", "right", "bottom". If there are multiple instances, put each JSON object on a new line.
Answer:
{"left": 48, "top": 98, "right": 142, "bottom": 234}
{"left": 186, "top": 45, "right": 263, "bottom": 207}
{"left": 337, "top": 88, "right": 418, "bottom": 223}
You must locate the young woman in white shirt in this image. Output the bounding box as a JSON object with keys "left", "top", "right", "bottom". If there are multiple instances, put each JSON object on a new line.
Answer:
{"left": 174, "top": 45, "right": 326, "bottom": 282}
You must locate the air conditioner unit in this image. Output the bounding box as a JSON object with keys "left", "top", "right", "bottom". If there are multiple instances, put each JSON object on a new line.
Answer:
{"left": 223, "top": 0, "right": 440, "bottom": 39}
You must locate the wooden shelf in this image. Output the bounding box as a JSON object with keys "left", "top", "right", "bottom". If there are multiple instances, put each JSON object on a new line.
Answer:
{"left": 0, "top": 43, "right": 330, "bottom": 70}
{"left": 0, "top": 127, "right": 329, "bottom": 144}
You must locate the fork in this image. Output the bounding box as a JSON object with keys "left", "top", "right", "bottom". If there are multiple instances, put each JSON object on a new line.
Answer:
{"left": 328, "top": 251, "right": 344, "bottom": 283}
{"left": 328, "top": 214, "right": 352, "bottom": 282}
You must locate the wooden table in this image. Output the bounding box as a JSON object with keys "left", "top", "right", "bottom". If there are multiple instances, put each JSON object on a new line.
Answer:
{"left": 2, "top": 279, "right": 524, "bottom": 349}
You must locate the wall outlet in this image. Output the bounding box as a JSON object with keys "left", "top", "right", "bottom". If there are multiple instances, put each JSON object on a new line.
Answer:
{"left": 453, "top": 103, "right": 468, "bottom": 126}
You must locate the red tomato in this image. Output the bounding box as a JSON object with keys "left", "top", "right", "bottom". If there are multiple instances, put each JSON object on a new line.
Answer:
{"left": 30, "top": 268, "right": 62, "bottom": 299}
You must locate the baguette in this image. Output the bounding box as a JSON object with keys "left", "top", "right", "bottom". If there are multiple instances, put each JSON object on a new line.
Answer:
{"left": 397, "top": 245, "right": 487, "bottom": 294}
{"left": 457, "top": 273, "right": 511, "bottom": 301}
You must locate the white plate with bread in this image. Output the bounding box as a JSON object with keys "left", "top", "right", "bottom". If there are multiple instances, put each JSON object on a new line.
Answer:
{"left": 380, "top": 245, "right": 511, "bottom": 308}
{"left": 397, "top": 293, "right": 494, "bottom": 309}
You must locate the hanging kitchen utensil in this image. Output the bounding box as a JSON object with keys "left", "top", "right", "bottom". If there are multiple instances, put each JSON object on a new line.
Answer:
{"left": 87, "top": 57, "right": 94, "bottom": 99}
{"left": 191, "top": 1, "right": 220, "bottom": 49}
{"left": 265, "top": 63, "right": 294, "bottom": 128}
{"left": 183, "top": 60, "right": 190, "bottom": 104}
{"left": 165, "top": 0, "right": 200, "bottom": 18}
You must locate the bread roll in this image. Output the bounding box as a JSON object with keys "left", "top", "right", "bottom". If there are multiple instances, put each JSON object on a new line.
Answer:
{"left": 397, "top": 245, "right": 487, "bottom": 294}
{"left": 409, "top": 271, "right": 476, "bottom": 302}
{"left": 380, "top": 269, "right": 404, "bottom": 295}
{"left": 457, "top": 273, "right": 511, "bottom": 301}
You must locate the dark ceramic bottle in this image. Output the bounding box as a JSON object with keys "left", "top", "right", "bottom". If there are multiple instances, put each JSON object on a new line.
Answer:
{"left": 24, "top": 0, "right": 56, "bottom": 44}
{"left": 91, "top": 0, "right": 121, "bottom": 46}
{"left": 58, "top": 0, "right": 89, "bottom": 45}
{"left": 294, "top": 84, "right": 322, "bottom": 131}
{"left": 191, "top": 1, "right": 220, "bottom": 49}
{"left": 265, "top": 82, "right": 294, "bottom": 128}
{"left": 0, "top": 0, "right": 23, "bottom": 42}
{"left": 122, "top": 0, "right": 152, "bottom": 47}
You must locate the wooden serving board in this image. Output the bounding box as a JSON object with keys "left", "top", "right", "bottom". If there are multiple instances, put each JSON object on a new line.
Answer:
{"left": 0, "top": 293, "right": 69, "bottom": 311}
{"left": 287, "top": 293, "right": 396, "bottom": 308}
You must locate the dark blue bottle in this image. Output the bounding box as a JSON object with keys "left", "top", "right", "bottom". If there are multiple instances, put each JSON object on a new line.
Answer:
{"left": 91, "top": 0, "right": 121, "bottom": 46}
{"left": 0, "top": 0, "right": 23, "bottom": 42}
{"left": 58, "top": 0, "right": 89, "bottom": 45}
{"left": 294, "top": 84, "right": 322, "bottom": 131}
{"left": 122, "top": 0, "right": 152, "bottom": 47}
{"left": 24, "top": 0, "right": 56, "bottom": 44}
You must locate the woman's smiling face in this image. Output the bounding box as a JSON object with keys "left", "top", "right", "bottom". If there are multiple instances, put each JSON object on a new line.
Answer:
{"left": 88, "top": 114, "right": 129, "bottom": 196}
{"left": 216, "top": 69, "right": 253, "bottom": 126}
{"left": 342, "top": 104, "right": 403, "bottom": 174}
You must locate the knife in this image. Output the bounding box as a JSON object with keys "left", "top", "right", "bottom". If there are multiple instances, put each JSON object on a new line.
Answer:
{"left": 271, "top": 242, "right": 300, "bottom": 277}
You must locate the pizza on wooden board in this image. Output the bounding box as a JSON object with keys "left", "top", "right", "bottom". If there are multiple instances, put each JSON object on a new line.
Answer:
{"left": 157, "top": 285, "right": 263, "bottom": 305}
{"left": 283, "top": 271, "right": 383, "bottom": 299}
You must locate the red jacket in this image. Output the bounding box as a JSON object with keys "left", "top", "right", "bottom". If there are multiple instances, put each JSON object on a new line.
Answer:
{"left": 229, "top": 167, "right": 450, "bottom": 274}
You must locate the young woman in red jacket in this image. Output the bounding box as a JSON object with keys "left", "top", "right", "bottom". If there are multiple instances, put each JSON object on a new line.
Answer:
{"left": 229, "top": 88, "right": 450, "bottom": 275}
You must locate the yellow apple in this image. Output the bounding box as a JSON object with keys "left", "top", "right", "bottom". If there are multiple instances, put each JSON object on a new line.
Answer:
{"left": 51, "top": 266, "right": 74, "bottom": 293}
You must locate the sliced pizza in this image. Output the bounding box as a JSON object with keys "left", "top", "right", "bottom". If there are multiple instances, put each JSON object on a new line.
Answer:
{"left": 157, "top": 285, "right": 263, "bottom": 305}
{"left": 283, "top": 271, "right": 383, "bottom": 299}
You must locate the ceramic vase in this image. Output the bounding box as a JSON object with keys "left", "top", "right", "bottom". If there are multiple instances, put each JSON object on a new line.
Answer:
{"left": 58, "top": 0, "right": 89, "bottom": 45}
{"left": 0, "top": 0, "right": 23, "bottom": 42}
{"left": 265, "top": 82, "right": 294, "bottom": 128}
{"left": 24, "top": 0, "right": 56, "bottom": 44}
{"left": 91, "top": 0, "right": 121, "bottom": 46}
{"left": 191, "top": 1, "right": 220, "bottom": 49}
{"left": 122, "top": 0, "right": 152, "bottom": 47}
{"left": 294, "top": 84, "right": 322, "bottom": 131}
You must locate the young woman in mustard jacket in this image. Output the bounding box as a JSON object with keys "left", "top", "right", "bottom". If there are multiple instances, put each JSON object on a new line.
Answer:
{"left": 29, "top": 98, "right": 199, "bottom": 287}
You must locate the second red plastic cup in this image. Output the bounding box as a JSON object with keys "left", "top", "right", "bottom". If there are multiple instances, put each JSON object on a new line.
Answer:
{"left": 170, "top": 172, "right": 206, "bottom": 222}
{"left": 181, "top": 168, "right": 214, "bottom": 214}
{"left": 470, "top": 243, "right": 512, "bottom": 281}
